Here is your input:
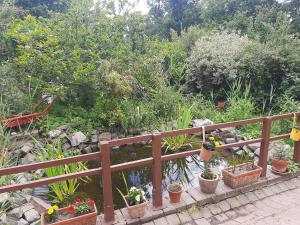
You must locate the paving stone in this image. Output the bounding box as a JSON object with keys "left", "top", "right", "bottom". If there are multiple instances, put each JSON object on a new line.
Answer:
{"left": 165, "top": 214, "right": 181, "bottom": 225}
{"left": 284, "top": 179, "right": 297, "bottom": 190}
{"left": 120, "top": 208, "right": 140, "bottom": 225}
{"left": 213, "top": 214, "right": 228, "bottom": 223}
{"left": 153, "top": 217, "right": 168, "bottom": 225}
{"left": 225, "top": 197, "right": 241, "bottom": 209}
{"left": 140, "top": 207, "right": 163, "bottom": 223}
{"left": 206, "top": 204, "right": 222, "bottom": 215}
{"left": 276, "top": 182, "right": 289, "bottom": 192}
{"left": 225, "top": 210, "right": 238, "bottom": 220}
{"left": 194, "top": 218, "right": 210, "bottom": 225}
{"left": 244, "top": 191, "right": 259, "bottom": 203}
{"left": 216, "top": 200, "right": 230, "bottom": 212}
{"left": 253, "top": 189, "right": 267, "bottom": 199}
{"left": 235, "top": 194, "right": 251, "bottom": 205}
{"left": 177, "top": 211, "right": 192, "bottom": 223}
{"left": 181, "top": 191, "right": 196, "bottom": 207}
{"left": 261, "top": 186, "right": 274, "bottom": 197}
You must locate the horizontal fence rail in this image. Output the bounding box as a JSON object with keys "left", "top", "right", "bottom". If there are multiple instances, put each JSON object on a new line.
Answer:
{"left": 0, "top": 112, "right": 299, "bottom": 222}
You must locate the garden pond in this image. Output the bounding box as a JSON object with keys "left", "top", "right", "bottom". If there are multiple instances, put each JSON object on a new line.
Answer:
{"left": 77, "top": 143, "right": 233, "bottom": 212}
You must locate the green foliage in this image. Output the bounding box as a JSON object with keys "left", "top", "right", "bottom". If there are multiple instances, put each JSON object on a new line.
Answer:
{"left": 33, "top": 138, "right": 89, "bottom": 203}
{"left": 274, "top": 147, "right": 289, "bottom": 161}
{"left": 201, "top": 161, "right": 215, "bottom": 180}
{"left": 162, "top": 106, "right": 193, "bottom": 152}
{"left": 126, "top": 187, "right": 146, "bottom": 206}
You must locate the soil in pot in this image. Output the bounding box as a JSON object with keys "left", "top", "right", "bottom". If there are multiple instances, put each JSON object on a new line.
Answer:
{"left": 167, "top": 183, "right": 183, "bottom": 203}
{"left": 198, "top": 173, "right": 219, "bottom": 193}
{"left": 272, "top": 157, "right": 289, "bottom": 173}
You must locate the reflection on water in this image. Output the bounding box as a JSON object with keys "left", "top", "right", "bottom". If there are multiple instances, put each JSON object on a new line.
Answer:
{"left": 77, "top": 144, "right": 231, "bottom": 212}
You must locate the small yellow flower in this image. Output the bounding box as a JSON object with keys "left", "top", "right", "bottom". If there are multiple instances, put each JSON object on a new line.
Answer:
{"left": 53, "top": 205, "right": 59, "bottom": 211}
{"left": 209, "top": 136, "right": 215, "bottom": 141}
{"left": 214, "top": 142, "right": 221, "bottom": 147}
{"left": 48, "top": 208, "right": 54, "bottom": 215}
{"left": 58, "top": 154, "right": 64, "bottom": 159}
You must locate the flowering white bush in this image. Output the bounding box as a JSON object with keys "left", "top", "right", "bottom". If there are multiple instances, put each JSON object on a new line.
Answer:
{"left": 127, "top": 187, "right": 146, "bottom": 206}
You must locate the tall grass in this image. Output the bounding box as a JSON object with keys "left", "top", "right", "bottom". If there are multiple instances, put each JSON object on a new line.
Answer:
{"left": 162, "top": 105, "right": 194, "bottom": 152}
{"left": 33, "top": 138, "right": 89, "bottom": 203}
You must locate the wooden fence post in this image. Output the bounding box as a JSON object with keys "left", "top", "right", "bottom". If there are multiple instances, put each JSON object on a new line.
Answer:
{"left": 100, "top": 141, "right": 115, "bottom": 222}
{"left": 294, "top": 114, "right": 300, "bottom": 163}
{"left": 259, "top": 117, "right": 272, "bottom": 177}
{"left": 152, "top": 133, "right": 163, "bottom": 208}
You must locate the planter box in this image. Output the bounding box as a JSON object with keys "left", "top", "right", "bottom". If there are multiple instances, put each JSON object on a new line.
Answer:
{"left": 40, "top": 204, "right": 97, "bottom": 225}
{"left": 123, "top": 196, "right": 148, "bottom": 219}
{"left": 222, "top": 162, "right": 262, "bottom": 189}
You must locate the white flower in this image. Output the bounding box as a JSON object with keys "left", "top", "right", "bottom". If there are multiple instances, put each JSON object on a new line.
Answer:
{"left": 141, "top": 190, "right": 145, "bottom": 196}
{"left": 135, "top": 195, "right": 141, "bottom": 202}
{"left": 130, "top": 187, "right": 137, "bottom": 192}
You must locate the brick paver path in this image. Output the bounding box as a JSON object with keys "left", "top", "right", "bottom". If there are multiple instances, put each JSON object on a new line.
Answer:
{"left": 147, "top": 178, "right": 300, "bottom": 225}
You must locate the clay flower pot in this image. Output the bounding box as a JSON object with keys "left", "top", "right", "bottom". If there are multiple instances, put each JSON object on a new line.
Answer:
{"left": 272, "top": 157, "right": 289, "bottom": 173}
{"left": 290, "top": 127, "right": 300, "bottom": 141}
{"left": 40, "top": 204, "right": 97, "bottom": 225}
{"left": 200, "top": 148, "right": 213, "bottom": 161}
{"left": 123, "top": 196, "right": 148, "bottom": 219}
{"left": 167, "top": 183, "right": 183, "bottom": 203}
{"left": 198, "top": 172, "right": 219, "bottom": 193}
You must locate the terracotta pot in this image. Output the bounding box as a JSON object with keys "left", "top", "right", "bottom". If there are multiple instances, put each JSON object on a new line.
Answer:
{"left": 200, "top": 148, "right": 213, "bottom": 161}
{"left": 198, "top": 172, "right": 219, "bottom": 193}
{"left": 290, "top": 127, "right": 300, "bottom": 141}
{"left": 40, "top": 204, "right": 97, "bottom": 225}
{"left": 222, "top": 163, "right": 262, "bottom": 189}
{"left": 167, "top": 183, "right": 183, "bottom": 203}
{"left": 123, "top": 196, "right": 147, "bottom": 219}
{"left": 272, "top": 157, "right": 289, "bottom": 173}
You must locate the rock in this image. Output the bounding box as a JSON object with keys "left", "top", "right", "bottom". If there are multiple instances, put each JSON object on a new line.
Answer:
{"left": 90, "top": 144, "right": 99, "bottom": 152}
{"left": 0, "top": 214, "right": 7, "bottom": 224}
{"left": 21, "top": 142, "right": 34, "bottom": 155}
{"left": 91, "top": 135, "right": 98, "bottom": 143}
{"left": 220, "top": 127, "right": 237, "bottom": 135}
{"left": 62, "top": 142, "right": 72, "bottom": 151}
{"left": 21, "top": 153, "right": 36, "bottom": 165}
{"left": 35, "top": 169, "right": 45, "bottom": 177}
{"left": 30, "top": 220, "right": 40, "bottom": 225}
{"left": 17, "top": 219, "right": 29, "bottom": 225}
{"left": 99, "top": 132, "right": 112, "bottom": 142}
{"left": 7, "top": 208, "right": 23, "bottom": 219}
{"left": 24, "top": 209, "right": 39, "bottom": 223}
{"left": 225, "top": 138, "right": 236, "bottom": 144}
{"left": 48, "top": 129, "right": 62, "bottom": 139}
{"left": 0, "top": 193, "right": 9, "bottom": 204}
{"left": 248, "top": 143, "right": 261, "bottom": 152}
{"left": 235, "top": 135, "right": 244, "bottom": 141}
{"left": 83, "top": 146, "right": 92, "bottom": 154}
{"left": 111, "top": 133, "right": 118, "bottom": 140}
{"left": 190, "top": 119, "right": 214, "bottom": 128}
{"left": 21, "top": 203, "right": 35, "bottom": 214}
{"left": 6, "top": 216, "right": 18, "bottom": 225}
{"left": 56, "top": 124, "right": 69, "bottom": 131}
{"left": 31, "top": 197, "right": 51, "bottom": 214}
{"left": 69, "top": 132, "right": 87, "bottom": 146}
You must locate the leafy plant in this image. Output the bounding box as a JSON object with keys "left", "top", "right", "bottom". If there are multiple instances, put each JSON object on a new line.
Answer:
{"left": 33, "top": 138, "right": 89, "bottom": 203}
{"left": 273, "top": 147, "right": 289, "bottom": 161}
{"left": 126, "top": 187, "right": 146, "bottom": 206}
{"left": 162, "top": 106, "right": 194, "bottom": 152}
{"left": 288, "top": 161, "right": 299, "bottom": 175}
{"left": 201, "top": 161, "right": 215, "bottom": 180}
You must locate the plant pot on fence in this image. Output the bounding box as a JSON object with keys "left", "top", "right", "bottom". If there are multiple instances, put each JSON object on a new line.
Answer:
{"left": 198, "top": 172, "right": 219, "bottom": 193}
{"left": 222, "top": 162, "right": 262, "bottom": 189}
{"left": 200, "top": 148, "right": 213, "bottom": 161}
{"left": 41, "top": 204, "right": 97, "bottom": 225}
{"left": 290, "top": 127, "right": 300, "bottom": 141}
{"left": 272, "top": 157, "right": 289, "bottom": 173}
{"left": 167, "top": 183, "right": 183, "bottom": 203}
{"left": 123, "top": 196, "right": 148, "bottom": 219}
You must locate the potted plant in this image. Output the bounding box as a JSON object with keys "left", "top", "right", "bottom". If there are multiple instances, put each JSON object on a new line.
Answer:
{"left": 222, "top": 152, "right": 262, "bottom": 189}
{"left": 41, "top": 199, "right": 97, "bottom": 225}
{"left": 272, "top": 147, "right": 289, "bottom": 173}
{"left": 198, "top": 161, "right": 219, "bottom": 193}
{"left": 167, "top": 183, "right": 183, "bottom": 203}
{"left": 123, "top": 187, "right": 147, "bottom": 219}
{"left": 200, "top": 135, "right": 221, "bottom": 161}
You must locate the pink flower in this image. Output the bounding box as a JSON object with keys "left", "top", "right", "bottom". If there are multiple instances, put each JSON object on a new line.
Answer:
{"left": 75, "top": 199, "right": 81, "bottom": 204}
{"left": 87, "top": 199, "right": 95, "bottom": 206}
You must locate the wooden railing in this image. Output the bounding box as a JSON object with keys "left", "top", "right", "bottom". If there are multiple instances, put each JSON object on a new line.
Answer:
{"left": 0, "top": 112, "right": 300, "bottom": 222}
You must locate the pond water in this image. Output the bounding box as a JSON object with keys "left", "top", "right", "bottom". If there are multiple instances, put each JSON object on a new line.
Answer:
{"left": 77, "top": 144, "right": 232, "bottom": 212}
